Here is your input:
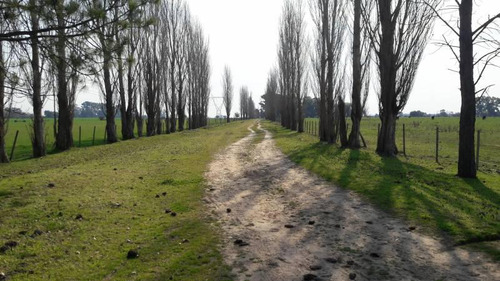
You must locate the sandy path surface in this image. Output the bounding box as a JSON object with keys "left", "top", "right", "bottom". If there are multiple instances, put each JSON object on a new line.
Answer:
{"left": 204, "top": 122, "right": 499, "bottom": 281}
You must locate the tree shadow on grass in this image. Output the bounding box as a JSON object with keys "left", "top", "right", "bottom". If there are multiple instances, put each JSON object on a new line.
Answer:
{"left": 277, "top": 128, "right": 500, "bottom": 250}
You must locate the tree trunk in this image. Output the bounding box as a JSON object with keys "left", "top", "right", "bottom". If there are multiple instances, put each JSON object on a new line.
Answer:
{"left": 30, "top": 8, "right": 46, "bottom": 157}
{"left": 136, "top": 114, "right": 143, "bottom": 137}
{"left": 375, "top": 0, "right": 397, "bottom": 156}
{"left": 0, "top": 40, "right": 8, "bottom": 163}
{"left": 103, "top": 52, "right": 118, "bottom": 143}
{"left": 54, "top": 0, "right": 73, "bottom": 151}
{"left": 458, "top": 0, "right": 476, "bottom": 178}
{"left": 297, "top": 102, "right": 304, "bottom": 133}
{"left": 177, "top": 81, "right": 185, "bottom": 132}
{"left": 156, "top": 109, "right": 162, "bottom": 135}
{"left": 169, "top": 70, "right": 177, "bottom": 133}
{"left": 377, "top": 110, "right": 398, "bottom": 156}
{"left": 348, "top": 0, "right": 363, "bottom": 148}
{"left": 118, "top": 55, "right": 133, "bottom": 140}
{"left": 338, "top": 97, "right": 348, "bottom": 147}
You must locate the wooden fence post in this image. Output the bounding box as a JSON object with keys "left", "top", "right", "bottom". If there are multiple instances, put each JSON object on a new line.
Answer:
{"left": 92, "top": 126, "right": 96, "bottom": 146}
{"left": 476, "top": 130, "right": 481, "bottom": 171}
{"left": 79, "top": 126, "right": 82, "bottom": 147}
{"left": 403, "top": 123, "right": 406, "bottom": 156}
{"left": 9, "top": 130, "right": 19, "bottom": 161}
{"left": 435, "top": 126, "right": 439, "bottom": 163}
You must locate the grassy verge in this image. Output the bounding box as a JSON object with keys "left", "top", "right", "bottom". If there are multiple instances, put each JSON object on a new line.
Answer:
{"left": 0, "top": 120, "right": 253, "bottom": 280}
{"left": 263, "top": 121, "right": 500, "bottom": 261}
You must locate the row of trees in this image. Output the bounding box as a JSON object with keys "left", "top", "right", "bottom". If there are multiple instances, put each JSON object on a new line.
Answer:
{"left": 263, "top": 0, "right": 499, "bottom": 178}
{"left": 0, "top": 0, "right": 212, "bottom": 163}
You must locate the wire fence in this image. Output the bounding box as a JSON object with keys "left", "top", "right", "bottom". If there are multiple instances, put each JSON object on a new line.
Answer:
{"left": 302, "top": 118, "right": 500, "bottom": 173}
{"left": 5, "top": 117, "right": 240, "bottom": 162}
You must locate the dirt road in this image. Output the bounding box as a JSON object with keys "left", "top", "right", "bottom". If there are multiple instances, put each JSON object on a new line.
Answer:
{"left": 205, "top": 122, "right": 499, "bottom": 281}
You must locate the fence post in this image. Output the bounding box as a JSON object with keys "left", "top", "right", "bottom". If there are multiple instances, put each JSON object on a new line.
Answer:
{"left": 79, "top": 126, "right": 82, "bottom": 147}
{"left": 360, "top": 132, "right": 367, "bottom": 148}
{"left": 476, "top": 130, "right": 481, "bottom": 171}
{"left": 435, "top": 126, "right": 439, "bottom": 164}
{"left": 403, "top": 123, "right": 406, "bottom": 156}
{"left": 92, "top": 126, "right": 96, "bottom": 146}
{"left": 9, "top": 130, "right": 19, "bottom": 161}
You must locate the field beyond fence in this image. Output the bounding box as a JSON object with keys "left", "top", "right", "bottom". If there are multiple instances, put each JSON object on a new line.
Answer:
{"left": 303, "top": 117, "right": 500, "bottom": 174}
{"left": 4, "top": 118, "right": 233, "bottom": 162}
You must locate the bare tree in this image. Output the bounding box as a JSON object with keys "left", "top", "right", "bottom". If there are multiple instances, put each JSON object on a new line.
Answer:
{"left": 278, "top": 0, "right": 308, "bottom": 132}
{"left": 310, "top": 0, "right": 347, "bottom": 143}
{"left": 365, "top": 0, "right": 437, "bottom": 156}
{"left": 222, "top": 65, "right": 233, "bottom": 123}
{"left": 162, "top": 0, "right": 189, "bottom": 133}
{"left": 186, "top": 20, "right": 210, "bottom": 129}
{"left": 240, "top": 86, "right": 250, "bottom": 119}
{"left": 262, "top": 69, "right": 279, "bottom": 122}
{"left": 19, "top": 0, "right": 46, "bottom": 157}
{"left": 348, "top": 0, "right": 372, "bottom": 148}
{"left": 426, "top": 1, "right": 500, "bottom": 178}
{"left": 92, "top": 0, "right": 120, "bottom": 143}
{"left": 115, "top": 6, "right": 144, "bottom": 140}
{"left": 0, "top": 38, "right": 8, "bottom": 162}
{"left": 142, "top": 6, "right": 160, "bottom": 137}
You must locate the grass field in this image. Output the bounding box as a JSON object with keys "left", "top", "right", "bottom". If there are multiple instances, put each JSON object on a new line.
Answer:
{"left": 4, "top": 118, "right": 232, "bottom": 162}
{"left": 303, "top": 117, "right": 500, "bottom": 173}
{"left": 263, "top": 119, "right": 500, "bottom": 261}
{"left": 0, "top": 120, "right": 252, "bottom": 281}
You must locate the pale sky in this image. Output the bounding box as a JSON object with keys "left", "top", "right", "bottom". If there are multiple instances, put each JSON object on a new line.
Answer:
{"left": 20, "top": 0, "right": 500, "bottom": 117}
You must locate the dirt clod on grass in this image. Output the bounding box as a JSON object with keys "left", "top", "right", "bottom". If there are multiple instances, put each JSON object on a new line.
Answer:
{"left": 127, "top": 249, "right": 138, "bottom": 259}
{"left": 205, "top": 121, "right": 500, "bottom": 281}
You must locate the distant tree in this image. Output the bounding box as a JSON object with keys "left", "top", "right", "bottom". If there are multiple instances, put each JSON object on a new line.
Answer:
{"left": 476, "top": 96, "right": 500, "bottom": 117}
{"left": 248, "top": 96, "right": 256, "bottom": 119}
{"left": 303, "top": 96, "right": 318, "bottom": 118}
{"left": 222, "top": 65, "right": 233, "bottom": 123}
{"left": 44, "top": 111, "right": 58, "bottom": 118}
{"left": 438, "top": 109, "right": 448, "bottom": 117}
{"left": 79, "top": 101, "right": 104, "bottom": 118}
{"left": 240, "top": 86, "right": 250, "bottom": 119}
{"left": 261, "top": 69, "right": 279, "bottom": 121}
{"left": 409, "top": 110, "right": 427, "bottom": 117}
{"left": 344, "top": 102, "right": 352, "bottom": 118}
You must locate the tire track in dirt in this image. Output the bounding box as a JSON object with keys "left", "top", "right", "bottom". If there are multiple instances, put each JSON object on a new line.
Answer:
{"left": 205, "top": 121, "right": 499, "bottom": 281}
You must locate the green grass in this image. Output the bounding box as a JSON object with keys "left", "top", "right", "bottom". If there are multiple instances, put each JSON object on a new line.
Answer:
{"left": 303, "top": 117, "right": 500, "bottom": 173}
{"left": 4, "top": 118, "right": 236, "bottom": 162}
{"left": 0, "top": 120, "right": 253, "bottom": 280}
{"left": 264, "top": 120, "right": 500, "bottom": 261}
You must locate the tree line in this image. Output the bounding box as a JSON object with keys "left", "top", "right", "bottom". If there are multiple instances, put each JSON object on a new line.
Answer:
{"left": 0, "top": 0, "right": 213, "bottom": 163}
{"left": 262, "top": 0, "right": 500, "bottom": 179}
